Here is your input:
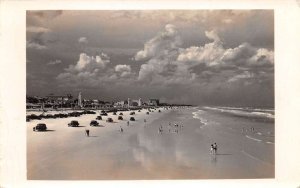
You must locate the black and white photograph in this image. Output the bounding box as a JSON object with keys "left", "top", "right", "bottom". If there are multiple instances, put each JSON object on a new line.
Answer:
{"left": 1, "top": 0, "right": 300, "bottom": 187}
{"left": 26, "top": 10, "right": 274, "bottom": 180}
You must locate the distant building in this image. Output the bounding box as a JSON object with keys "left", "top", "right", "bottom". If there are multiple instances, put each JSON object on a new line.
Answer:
{"left": 149, "top": 99, "right": 159, "bottom": 106}
{"left": 46, "top": 94, "right": 73, "bottom": 104}
{"left": 78, "top": 92, "right": 82, "bottom": 107}
{"left": 128, "top": 98, "right": 132, "bottom": 107}
{"left": 114, "top": 98, "right": 142, "bottom": 107}
{"left": 114, "top": 100, "right": 126, "bottom": 107}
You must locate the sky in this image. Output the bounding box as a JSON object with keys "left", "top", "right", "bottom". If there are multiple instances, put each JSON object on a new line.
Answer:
{"left": 26, "top": 10, "right": 274, "bottom": 107}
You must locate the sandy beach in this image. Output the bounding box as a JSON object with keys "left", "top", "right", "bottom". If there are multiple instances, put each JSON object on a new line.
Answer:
{"left": 27, "top": 107, "right": 274, "bottom": 180}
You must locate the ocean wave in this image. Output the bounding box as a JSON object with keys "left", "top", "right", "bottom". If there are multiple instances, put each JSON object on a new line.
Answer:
{"left": 203, "top": 106, "right": 274, "bottom": 119}
{"left": 192, "top": 110, "right": 208, "bottom": 128}
{"left": 246, "top": 135, "right": 262, "bottom": 142}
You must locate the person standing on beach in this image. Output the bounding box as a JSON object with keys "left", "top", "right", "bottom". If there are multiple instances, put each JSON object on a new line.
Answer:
{"left": 120, "top": 126, "right": 123, "bottom": 133}
{"left": 127, "top": 121, "right": 129, "bottom": 126}
{"left": 213, "top": 143, "right": 217, "bottom": 154}
{"left": 210, "top": 144, "right": 214, "bottom": 155}
{"left": 85, "top": 129, "right": 90, "bottom": 137}
{"left": 158, "top": 125, "right": 163, "bottom": 134}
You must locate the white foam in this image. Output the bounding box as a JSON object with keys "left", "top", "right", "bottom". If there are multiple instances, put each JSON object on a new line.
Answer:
{"left": 192, "top": 110, "right": 208, "bottom": 128}
{"left": 246, "top": 135, "right": 262, "bottom": 142}
{"left": 203, "top": 106, "right": 274, "bottom": 119}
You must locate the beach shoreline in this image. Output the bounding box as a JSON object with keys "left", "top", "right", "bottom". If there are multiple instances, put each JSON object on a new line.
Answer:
{"left": 27, "top": 106, "right": 274, "bottom": 180}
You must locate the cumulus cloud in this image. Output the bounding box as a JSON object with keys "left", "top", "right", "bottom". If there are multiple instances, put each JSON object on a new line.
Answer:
{"left": 115, "top": 64, "right": 132, "bottom": 77}
{"left": 56, "top": 52, "right": 114, "bottom": 88}
{"left": 78, "top": 37, "right": 88, "bottom": 44}
{"left": 205, "top": 30, "right": 221, "bottom": 43}
{"left": 47, "top": 59, "right": 62, "bottom": 65}
{"left": 69, "top": 53, "right": 110, "bottom": 72}
{"left": 177, "top": 32, "right": 274, "bottom": 70}
{"left": 134, "top": 24, "right": 274, "bottom": 98}
{"left": 26, "top": 41, "right": 47, "bottom": 50}
{"left": 134, "top": 24, "right": 182, "bottom": 61}
{"left": 227, "top": 71, "right": 253, "bottom": 83}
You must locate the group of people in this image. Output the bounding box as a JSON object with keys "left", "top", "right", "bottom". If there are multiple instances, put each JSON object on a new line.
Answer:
{"left": 158, "top": 122, "right": 183, "bottom": 134}
{"left": 210, "top": 142, "right": 218, "bottom": 155}
{"left": 242, "top": 127, "right": 255, "bottom": 133}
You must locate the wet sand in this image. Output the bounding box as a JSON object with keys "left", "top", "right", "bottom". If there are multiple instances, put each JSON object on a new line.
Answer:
{"left": 27, "top": 107, "right": 274, "bottom": 180}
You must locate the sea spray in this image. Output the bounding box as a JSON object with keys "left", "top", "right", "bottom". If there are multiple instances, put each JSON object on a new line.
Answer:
{"left": 192, "top": 110, "right": 208, "bottom": 128}
{"left": 203, "top": 106, "right": 274, "bottom": 120}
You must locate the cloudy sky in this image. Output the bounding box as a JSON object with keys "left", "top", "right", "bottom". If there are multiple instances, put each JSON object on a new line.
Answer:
{"left": 26, "top": 10, "right": 274, "bottom": 106}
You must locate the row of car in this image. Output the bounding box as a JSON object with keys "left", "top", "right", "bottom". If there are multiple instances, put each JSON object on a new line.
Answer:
{"left": 31, "top": 109, "right": 164, "bottom": 131}
{"left": 27, "top": 110, "right": 97, "bottom": 122}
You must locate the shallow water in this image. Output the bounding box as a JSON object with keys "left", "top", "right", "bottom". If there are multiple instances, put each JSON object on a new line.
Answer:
{"left": 27, "top": 107, "right": 274, "bottom": 179}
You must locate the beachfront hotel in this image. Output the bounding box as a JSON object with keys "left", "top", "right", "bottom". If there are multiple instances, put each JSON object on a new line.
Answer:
{"left": 27, "top": 92, "right": 163, "bottom": 110}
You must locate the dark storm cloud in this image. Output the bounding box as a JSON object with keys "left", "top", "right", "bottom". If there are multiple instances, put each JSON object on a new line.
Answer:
{"left": 27, "top": 10, "right": 274, "bottom": 106}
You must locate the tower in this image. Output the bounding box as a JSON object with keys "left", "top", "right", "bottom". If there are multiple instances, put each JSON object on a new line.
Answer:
{"left": 128, "top": 98, "right": 132, "bottom": 108}
{"left": 78, "top": 92, "right": 82, "bottom": 108}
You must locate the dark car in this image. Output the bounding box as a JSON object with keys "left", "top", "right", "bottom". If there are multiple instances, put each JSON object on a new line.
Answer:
{"left": 28, "top": 114, "right": 41, "bottom": 120}
{"left": 106, "top": 117, "right": 113, "bottom": 122}
{"left": 68, "top": 120, "right": 79, "bottom": 127}
{"left": 138, "top": 110, "right": 141, "bottom": 112}
{"left": 130, "top": 117, "right": 135, "bottom": 121}
{"left": 118, "top": 116, "right": 123, "bottom": 120}
{"left": 158, "top": 110, "right": 161, "bottom": 113}
{"left": 45, "top": 114, "right": 55, "bottom": 119}
{"left": 130, "top": 112, "right": 135, "bottom": 115}
{"left": 96, "top": 116, "right": 102, "bottom": 120}
{"left": 113, "top": 112, "right": 117, "bottom": 115}
{"left": 146, "top": 112, "right": 149, "bottom": 115}
{"left": 68, "top": 112, "right": 81, "bottom": 117}
{"left": 100, "top": 112, "right": 108, "bottom": 116}
{"left": 33, "top": 123, "right": 47, "bottom": 131}
{"left": 90, "top": 120, "right": 99, "bottom": 126}
{"left": 85, "top": 110, "right": 96, "bottom": 114}
{"left": 119, "top": 112, "right": 123, "bottom": 116}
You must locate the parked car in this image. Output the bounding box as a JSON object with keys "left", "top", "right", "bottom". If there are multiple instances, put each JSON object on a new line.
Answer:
{"left": 100, "top": 112, "right": 108, "bottom": 116}
{"left": 68, "top": 112, "right": 81, "bottom": 117}
{"left": 118, "top": 116, "right": 123, "bottom": 120}
{"left": 158, "top": 110, "right": 161, "bottom": 113}
{"left": 146, "top": 112, "right": 149, "bottom": 115}
{"left": 106, "top": 117, "right": 113, "bottom": 122}
{"left": 90, "top": 120, "right": 99, "bottom": 126}
{"left": 33, "top": 123, "right": 47, "bottom": 131}
{"left": 96, "top": 116, "right": 102, "bottom": 120}
{"left": 28, "top": 114, "right": 41, "bottom": 120}
{"left": 45, "top": 114, "right": 54, "bottom": 119}
{"left": 138, "top": 110, "right": 141, "bottom": 112}
{"left": 113, "top": 112, "right": 117, "bottom": 115}
{"left": 130, "top": 112, "right": 135, "bottom": 115}
{"left": 130, "top": 117, "right": 135, "bottom": 121}
{"left": 85, "top": 110, "right": 96, "bottom": 114}
{"left": 68, "top": 120, "right": 79, "bottom": 127}
{"left": 119, "top": 112, "right": 123, "bottom": 116}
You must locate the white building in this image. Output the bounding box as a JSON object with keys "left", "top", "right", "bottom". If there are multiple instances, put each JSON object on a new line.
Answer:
{"left": 78, "top": 92, "right": 82, "bottom": 107}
